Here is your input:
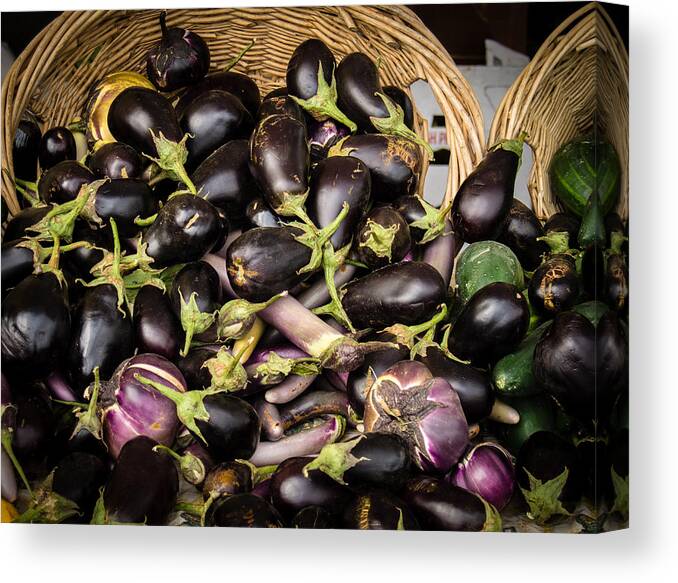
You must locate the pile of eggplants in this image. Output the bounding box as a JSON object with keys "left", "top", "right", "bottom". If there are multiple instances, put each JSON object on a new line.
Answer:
{"left": 1, "top": 21, "right": 627, "bottom": 533}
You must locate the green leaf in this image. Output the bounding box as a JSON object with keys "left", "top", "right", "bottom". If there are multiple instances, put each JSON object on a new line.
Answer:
{"left": 519, "top": 467, "right": 571, "bottom": 524}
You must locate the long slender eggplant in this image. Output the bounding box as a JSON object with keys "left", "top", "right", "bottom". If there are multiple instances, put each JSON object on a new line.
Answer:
{"left": 498, "top": 198, "right": 548, "bottom": 270}
{"left": 355, "top": 206, "right": 411, "bottom": 270}
{"left": 176, "top": 71, "right": 261, "bottom": 119}
{"left": 528, "top": 253, "right": 580, "bottom": 316}
{"left": 133, "top": 285, "right": 181, "bottom": 359}
{"left": 12, "top": 116, "right": 42, "bottom": 181}
{"left": 343, "top": 491, "right": 418, "bottom": 530}
{"left": 39, "top": 127, "right": 76, "bottom": 171}
{"left": 91, "top": 178, "right": 158, "bottom": 237}
{"left": 451, "top": 136, "right": 524, "bottom": 243}
{"left": 277, "top": 389, "right": 349, "bottom": 432}
{"left": 88, "top": 142, "right": 142, "bottom": 179}
{"left": 38, "top": 161, "right": 94, "bottom": 204}
{"left": 206, "top": 493, "right": 283, "bottom": 527}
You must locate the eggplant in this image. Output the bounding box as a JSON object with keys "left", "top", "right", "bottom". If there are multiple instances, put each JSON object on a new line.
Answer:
{"left": 203, "top": 460, "right": 253, "bottom": 499}
{"left": 13, "top": 117, "right": 42, "bottom": 181}
{"left": 336, "top": 53, "right": 431, "bottom": 156}
{"left": 1, "top": 272, "right": 71, "bottom": 377}
{"left": 580, "top": 244, "right": 605, "bottom": 298}
{"left": 355, "top": 206, "right": 411, "bottom": 270}
{"left": 448, "top": 282, "right": 529, "bottom": 365}
{"left": 330, "top": 134, "right": 420, "bottom": 202}
{"left": 88, "top": 142, "right": 142, "bottom": 179}
{"left": 1, "top": 241, "right": 35, "bottom": 293}
{"left": 99, "top": 436, "right": 178, "bottom": 525}
{"left": 206, "top": 493, "right": 283, "bottom": 527}
{"left": 3, "top": 205, "right": 51, "bottom": 242}
{"left": 52, "top": 452, "right": 109, "bottom": 522}
{"left": 277, "top": 389, "right": 348, "bottom": 432}
{"left": 92, "top": 178, "right": 158, "bottom": 237}
{"left": 451, "top": 136, "right": 524, "bottom": 243}
{"left": 37, "top": 160, "right": 94, "bottom": 204}
{"left": 146, "top": 12, "right": 210, "bottom": 92}
{"left": 306, "top": 156, "right": 371, "bottom": 250}
{"left": 144, "top": 193, "right": 224, "bottom": 268}
{"left": 291, "top": 506, "right": 334, "bottom": 528}
{"left": 606, "top": 252, "right": 629, "bottom": 312}
{"left": 543, "top": 212, "right": 580, "bottom": 249}
{"left": 177, "top": 346, "right": 221, "bottom": 390}
{"left": 528, "top": 253, "right": 580, "bottom": 316}
{"left": 341, "top": 261, "right": 446, "bottom": 329}
{"left": 498, "top": 198, "right": 548, "bottom": 270}
{"left": 403, "top": 476, "right": 501, "bottom": 531}
{"left": 133, "top": 285, "right": 181, "bottom": 360}
{"left": 245, "top": 198, "right": 280, "bottom": 229}
{"left": 394, "top": 195, "right": 430, "bottom": 245}
{"left": 516, "top": 430, "right": 582, "bottom": 523}
{"left": 176, "top": 71, "right": 261, "bottom": 119}
{"left": 11, "top": 390, "right": 54, "bottom": 460}
{"left": 38, "top": 126, "right": 76, "bottom": 171}
{"left": 68, "top": 284, "right": 135, "bottom": 392}
{"left": 343, "top": 491, "right": 418, "bottom": 530}
{"left": 258, "top": 95, "right": 305, "bottom": 124}
{"left": 180, "top": 90, "right": 254, "bottom": 169}
{"left": 307, "top": 117, "right": 350, "bottom": 161}
{"left": 63, "top": 220, "right": 112, "bottom": 279}
{"left": 226, "top": 226, "right": 313, "bottom": 301}
{"left": 383, "top": 85, "right": 414, "bottom": 130}
{"left": 192, "top": 140, "right": 260, "bottom": 223}
{"left": 249, "top": 114, "right": 310, "bottom": 217}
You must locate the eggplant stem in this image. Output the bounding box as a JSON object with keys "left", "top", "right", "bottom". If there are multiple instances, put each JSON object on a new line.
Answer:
{"left": 1, "top": 423, "right": 33, "bottom": 498}
{"left": 15, "top": 177, "right": 37, "bottom": 192}
{"left": 134, "top": 213, "right": 158, "bottom": 227}
{"left": 158, "top": 10, "right": 168, "bottom": 36}
{"left": 224, "top": 38, "right": 256, "bottom": 71}
{"left": 71, "top": 367, "right": 103, "bottom": 440}
{"left": 371, "top": 93, "right": 434, "bottom": 160}
{"left": 14, "top": 182, "right": 41, "bottom": 207}
{"left": 312, "top": 241, "right": 355, "bottom": 332}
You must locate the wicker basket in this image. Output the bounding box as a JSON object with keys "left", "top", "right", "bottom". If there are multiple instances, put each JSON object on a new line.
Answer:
{"left": 1, "top": 6, "right": 485, "bottom": 216}
{"left": 488, "top": 2, "right": 628, "bottom": 221}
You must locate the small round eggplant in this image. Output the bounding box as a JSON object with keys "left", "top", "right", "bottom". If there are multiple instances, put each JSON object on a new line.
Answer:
{"left": 307, "top": 156, "right": 371, "bottom": 250}
{"left": 176, "top": 346, "right": 220, "bottom": 390}
{"left": 180, "top": 90, "right": 254, "bottom": 169}
{"left": 52, "top": 452, "right": 109, "bottom": 522}
{"left": 448, "top": 282, "right": 529, "bottom": 365}
{"left": 133, "top": 285, "right": 181, "bottom": 360}
{"left": 226, "top": 226, "right": 313, "bottom": 301}
{"left": 307, "top": 117, "right": 350, "bottom": 162}
{"left": 102, "top": 436, "right": 178, "bottom": 525}
{"left": 93, "top": 178, "right": 158, "bottom": 237}
{"left": 403, "top": 476, "right": 501, "bottom": 531}
{"left": 1, "top": 241, "right": 35, "bottom": 293}
{"left": 13, "top": 117, "right": 42, "bottom": 181}
{"left": 343, "top": 433, "right": 412, "bottom": 491}
{"left": 88, "top": 142, "right": 142, "bottom": 179}
{"left": 341, "top": 261, "right": 446, "bottom": 329}
{"left": 68, "top": 284, "right": 135, "bottom": 391}
{"left": 37, "top": 160, "right": 94, "bottom": 204}
{"left": 543, "top": 212, "right": 580, "bottom": 249}
{"left": 291, "top": 505, "right": 334, "bottom": 528}
{"left": 3, "top": 205, "right": 51, "bottom": 242}
{"left": 258, "top": 95, "right": 305, "bottom": 124}
{"left": 383, "top": 85, "right": 414, "bottom": 130}
{"left": 192, "top": 139, "right": 261, "bottom": 221}
{"left": 202, "top": 461, "right": 252, "bottom": 499}
{"left": 498, "top": 198, "right": 548, "bottom": 270}
{"left": 1, "top": 272, "right": 70, "bottom": 376}
{"left": 39, "top": 126, "right": 76, "bottom": 171}
{"left": 146, "top": 12, "right": 210, "bottom": 92}
{"left": 205, "top": 493, "right": 283, "bottom": 527}
{"left": 528, "top": 254, "right": 580, "bottom": 316}
{"left": 144, "top": 194, "right": 224, "bottom": 268}
{"left": 330, "top": 134, "right": 420, "bottom": 202}
{"left": 176, "top": 71, "right": 261, "bottom": 119}
{"left": 451, "top": 138, "right": 523, "bottom": 243}
{"left": 355, "top": 206, "right": 411, "bottom": 270}
{"left": 245, "top": 198, "right": 280, "bottom": 229}
{"left": 343, "top": 491, "right": 419, "bottom": 530}
{"left": 605, "top": 253, "right": 628, "bottom": 312}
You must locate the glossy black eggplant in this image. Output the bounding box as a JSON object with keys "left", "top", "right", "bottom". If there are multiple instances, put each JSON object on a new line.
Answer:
{"left": 451, "top": 138, "right": 523, "bottom": 243}
{"left": 176, "top": 346, "right": 220, "bottom": 390}
{"left": 278, "top": 389, "right": 349, "bottom": 432}
{"left": 343, "top": 433, "right": 412, "bottom": 491}
{"left": 343, "top": 491, "right": 418, "bottom": 530}
{"left": 498, "top": 198, "right": 548, "bottom": 270}
{"left": 249, "top": 114, "right": 310, "bottom": 216}
{"left": 394, "top": 195, "right": 428, "bottom": 245}
{"left": 258, "top": 95, "right": 305, "bottom": 124}
{"left": 176, "top": 71, "right": 261, "bottom": 119}
{"left": 63, "top": 220, "right": 112, "bottom": 279}
{"left": 226, "top": 227, "right": 313, "bottom": 301}
{"left": 180, "top": 90, "right": 254, "bottom": 169}
{"left": 38, "top": 126, "right": 76, "bottom": 171}
{"left": 192, "top": 139, "right": 260, "bottom": 221}
{"left": 101, "top": 436, "right": 178, "bottom": 525}
{"left": 448, "top": 282, "right": 529, "bottom": 365}
{"left": 307, "top": 156, "right": 371, "bottom": 249}
{"left": 528, "top": 254, "right": 580, "bottom": 316}
{"left": 330, "top": 134, "right": 420, "bottom": 202}
{"left": 3, "top": 205, "right": 51, "bottom": 241}
{"left": 37, "top": 160, "right": 94, "bottom": 204}
{"left": 606, "top": 253, "right": 629, "bottom": 312}
{"left": 245, "top": 198, "right": 280, "bottom": 229}
{"left": 355, "top": 206, "right": 411, "bottom": 270}
{"left": 146, "top": 12, "right": 210, "bottom": 92}
{"left": 383, "top": 85, "right": 414, "bottom": 129}
{"left": 291, "top": 505, "right": 334, "bottom": 528}
{"left": 13, "top": 117, "right": 42, "bottom": 181}
{"left": 1, "top": 272, "right": 70, "bottom": 376}
{"left": 543, "top": 212, "right": 580, "bottom": 249}
{"left": 1, "top": 241, "right": 35, "bottom": 293}
{"left": 133, "top": 285, "right": 181, "bottom": 360}
{"left": 93, "top": 178, "right": 158, "bottom": 237}
{"left": 88, "top": 142, "right": 142, "bottom": 179}
{"left": 52, "top": 452, "right": 109, "bottom": 522}
{"left": 341, "top": 261, "right": 446, "bottom": 329}
{"left": 144, "top": 194, "right": 224, "bottom": 268}
{"left": 206, "top": 493, "right": 283, "bottom": 527}
{"left": 202, "top": 460, "right": 253, "bottom": 499}
{"left": 68, "top": 284, "right": 135, "bottom": 391}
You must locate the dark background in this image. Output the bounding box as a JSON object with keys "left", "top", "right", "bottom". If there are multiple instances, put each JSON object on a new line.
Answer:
{"left": 1, "top": 3, "right": 629, "bottom": 64}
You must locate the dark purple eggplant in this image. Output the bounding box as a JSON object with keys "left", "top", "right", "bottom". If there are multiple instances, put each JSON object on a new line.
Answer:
{"left": 277, "top": 389, "right": 348, "bottom": 432}
{"left": 249, "top": 114, "right": 310, "bottom": 217}
{"left": 146, "top": 12, "right": 210, "bottom": 92}
{"left": 528, "top": 253, "right": 580, "bottom": 316}
{"left": 245, "top": 198, "right": 280, "bottom": 229}
{"left": 498, "top": 198, "right": 548, "bottom": 270}
{"left": 394, "top": 195, "right": 428, "bottom": 244}
{"left": 206, "top": 493, "right": 283, "bottom": 527}
{"left": 543, "top": 212, "right": 580, "bottom": 249}
{"left": 451, "top": 137, "right": 524, "bottom": 243}
{"left": 38, "top": 126, "right": 76, "bottom": 171}
{"left": 177, "top": 71, "right": 261, "bottom": 119}
{"left": 13, "top": 117, "right": 42, "bottom": 181}
{"left": 68, "top": 284, "right": 134, "bottom": 392}
{"left": 3, "top": 205, "right": 51, "bottom": 241}
{"left": 343, "top": 490, "right": 418, "bottom": 530}
{"left": 336, "top": 53, "right": 431, "bottom": 156}
{"left": 203, "top": 460, "right": 253, "bottom": 499}
{"left": 341, "top": 261, "right": 446, "bottom": 329}
{"left": 355, "top": 206, "right": 411, "bottom": 270}
{"left": 258, "top": 95, "right": 305, "bottom": 124}
{"left": 133, "top": 285, "right": 181, "bottom": 360}
{"left": 99, "top": 436, "right": 178, "bottom": 525}
{"left": 402, "top": 476, "right": 501, "bottom": 531}
{"left": 11, "top": 390, "right": 54, "bottom": 460}
{"left": 144, "top": 193, "right": 224, "bottom": 268}
{"left": 52, "top": 452, "right": 109, "bottom": 522}
{"left": 37, "top": 160, "right": 94, "bottom": 204}
{"left": 180, "top": 90, "right": 254, "bottom": 169}
{"left": 88, "top": 142, "right": 142, "bottom": 179}
{"left": 291, "top": 505, "right": 334, "bottom": 528}
{"left": 307, "top": 156, "right": 371, "bottom": 250}
{"left": 1, "top": 272, "right": 71, "bottom": 377}
{"left": 192, "top": 139, "right": 261, "bottom": 221}
{"left": 606, "top": 252, "right": 628, "bottom": 312}
{"left": 176, "top": 345, "right": 220, "bottom": 390}
{"left": 330, "top": 134, "right": 420, "bottom": 202}
{"left": 307, "top": 117, "right": 350, "bottom": 161}
{"left": 1, "top": 241, "right": 35, "bottom": 293}
{"left": 226, "top": 226, "right": 313, "bottom": 301}
{"left": 448, "top": 282, "right": 529, "bottom": 365}
{"left": 63, "top": 220, "right": 112, "bottom": 279}
{"left": 383, "top": 85, "right": 414, "bottom": 130}
{"left": 92, "top": 178, "right": 158, "bottom": 237}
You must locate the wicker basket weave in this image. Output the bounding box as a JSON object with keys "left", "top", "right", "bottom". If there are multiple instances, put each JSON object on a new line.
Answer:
{"left": 488, "top": 2, "right": 628, "bottom": 221}
{"left": 1, "top": 6, "right": 485, "bottom": 216}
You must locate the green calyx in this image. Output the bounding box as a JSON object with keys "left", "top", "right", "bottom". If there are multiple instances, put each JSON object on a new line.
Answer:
{"left": 217, "top": 292, "right": 287, "bottom": 341}
{"left": 319, "top": 337, "right": 398, "bottom": 372}
{"left": 178, "top": 290, "right": 218, "bottom": 357}
{"left": 408, "top": 196, "right": 453, "bottom": 245}
{"left": 302, "top": 435, "right": 366, "bottom": 485}
{"left": 359, "top": 219, "right": 399, "bottom": 261}
{"left": 236, "top": 459, "right": 279, "bottom": 486}
{"left": 90, "top": 487, "right": 145, "bottom": 526}
{"left": 272, "top": 189, "right": 312, "bottom": 221}
{"left": 370, "top": 92, "right": 434, "bottom": 161}
{"left": 202, "top": 345, "right": 250, "bottom": 394}
{"left": 519, "top": 467, "right": 571, "bottom": 525}
{"left": 12, "top": 473, "right": 80, "bottom": 524}
{"left": 14, "top": 178, "right": 41, "bottom": 207}
{"left": 490, "top": 131, "right": 527, "bottom": 160}
{"left": 608, "top": 230, "right": 627, "bottom": 256}
{"left": 71, "top": 367, "right": 103, "bottom": 441}
{"left": 537, "top": 231, "right": 571, "bottom": 255}
{"left": 1, "top": 405, "right": 33, "bottom": 498}
{"left": 610, "top": 466, "right": 629, "bottom": 522}
{"left": 382, "top": 304, "right": 448, "bottom": 359}
{"left": 145, "top": 130, "right": 197, "bottom": 195}
{"left": 153, "top": 445, "right": 206, "bottom": 485}
{"left": 327, "top": 136, "right": 354, "bottom": 159}
{"left": 312, "top": 240, "right": 355, "bottom": 332}
{"left": 290, "top": 62, "right": 357, "bottom": 132}
{"left": 252, "top": 352, "right": 321, "bottom": 385}
{"left": 478, "top": 495, "right": 503, "bottom": 532}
